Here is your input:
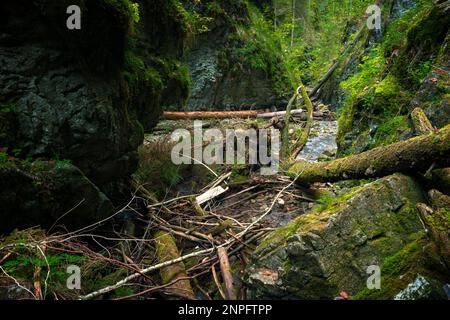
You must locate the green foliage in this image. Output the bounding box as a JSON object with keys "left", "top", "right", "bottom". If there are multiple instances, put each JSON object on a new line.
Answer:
{"left": 184, "top": 10, "right": 214, "bottom": 34}
{"left": 130, "top": 2, "right": 140, "bottom": 23}
{"left": 0, "top": 150, "right": 7, "bottom": 164}
{"left": 3, "top": 253, "right": 83, "bottom": 273}
{"left": 0, "top": 229, "right": 86, "bottom": 299}
{"left": 370, "top": 116, "right": 410, "bottom": 148}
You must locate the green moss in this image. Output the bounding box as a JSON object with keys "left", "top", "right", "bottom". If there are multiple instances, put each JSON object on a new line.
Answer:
{"left": 353, "top": 232, "right": 448, "bottom": 300}
{"left": 256, "top": 217, "right": 304, "bottom": 254}
{"left": 220, "top": 2, "right": 293, "bottom": 96}
{"left": 316, "top": 185, "right": 365, "bottom": 213}
{"left": 0, "top": 102, "right": 16, "bottom": 113}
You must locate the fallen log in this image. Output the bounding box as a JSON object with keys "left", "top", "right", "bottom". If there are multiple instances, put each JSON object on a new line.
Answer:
{"left": 162, "top": 110, "right": 259, "bottom": 120}
{"left": 257, "top": 109, "right": 334, "bottom": 120}
{"left": 288, "top": 124, "right": 450, "bottom": 183}
{"left": 154, "top": 231, "right": 195, "bottom": 299}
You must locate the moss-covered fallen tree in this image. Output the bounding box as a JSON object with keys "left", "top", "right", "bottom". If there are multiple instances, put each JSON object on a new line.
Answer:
{"left": 154, "top": 231, "right": 195, "bottom": 299}
{"left": 288, "top": 124, "right": 450, "bottom": 183}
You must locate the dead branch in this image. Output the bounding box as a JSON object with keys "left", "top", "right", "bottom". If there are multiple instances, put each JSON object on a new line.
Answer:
{"left": 218, "top": 247, "right": 237, "bottom": 300}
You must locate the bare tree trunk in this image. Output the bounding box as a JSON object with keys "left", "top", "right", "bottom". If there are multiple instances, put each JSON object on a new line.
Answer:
{"left": 282, "top": 93, "right": 299, "bottom": 159}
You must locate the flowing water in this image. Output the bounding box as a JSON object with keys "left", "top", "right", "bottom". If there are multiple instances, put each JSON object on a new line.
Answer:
{"left": 297, "top": 120, "right": 339, "bottom": 162}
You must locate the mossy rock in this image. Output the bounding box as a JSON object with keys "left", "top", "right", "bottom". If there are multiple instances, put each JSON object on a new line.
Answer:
{"left": 245, "top": 174, "right": 429, "bottom": 299}
{"left": 353, "top": 234, "right": 448, "bottom": 300}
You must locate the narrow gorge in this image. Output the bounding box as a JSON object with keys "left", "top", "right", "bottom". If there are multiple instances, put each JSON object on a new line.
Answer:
{"left": 0, "top": 0, "right": 449, "bottom": 301}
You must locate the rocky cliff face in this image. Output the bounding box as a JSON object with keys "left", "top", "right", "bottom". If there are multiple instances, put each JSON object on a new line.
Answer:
{"left": 0, "top": 0, "right": 190, "bottom": 232}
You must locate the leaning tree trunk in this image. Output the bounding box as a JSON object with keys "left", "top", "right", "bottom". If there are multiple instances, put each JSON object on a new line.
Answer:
{"left": 308, "top": 26, "right": 366, "bottom": 98}
{"left": 288, "top": 124, "right": 450, "bottom": 183}
{"left": 290, "top": 83, "right": 313, "bottom": 160}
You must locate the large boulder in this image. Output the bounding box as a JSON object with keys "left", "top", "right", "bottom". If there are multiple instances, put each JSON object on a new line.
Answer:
{"left": 0, "top": 159, "right": 114, "bottom": 234}
{"left": 245, "top": 174, "right": 432, "bottom": 299}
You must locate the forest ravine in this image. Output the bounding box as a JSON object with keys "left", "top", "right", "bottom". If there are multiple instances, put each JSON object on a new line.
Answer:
{"left": 0, "top": 0, "right": 449, "bottom": 301}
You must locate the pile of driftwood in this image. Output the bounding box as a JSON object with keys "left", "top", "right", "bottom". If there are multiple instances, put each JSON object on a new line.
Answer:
{"left": 64, "top": 173, "right": 294, "bottom": 300}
